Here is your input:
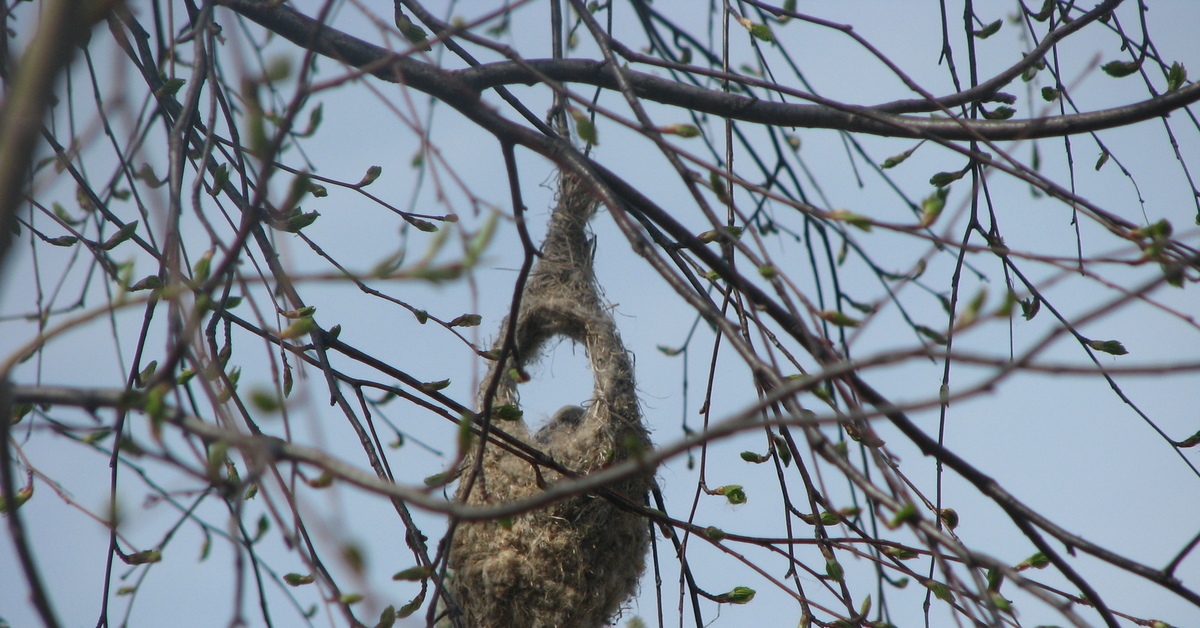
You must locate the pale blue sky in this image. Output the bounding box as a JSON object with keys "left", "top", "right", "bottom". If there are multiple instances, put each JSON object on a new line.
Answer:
{"left": 3, "top": 1, "right": 1199, "bottom": 627}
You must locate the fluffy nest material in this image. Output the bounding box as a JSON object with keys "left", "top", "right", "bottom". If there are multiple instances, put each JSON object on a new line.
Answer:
{"left": 448, "top": 173, "right": 653, "bottom": 628}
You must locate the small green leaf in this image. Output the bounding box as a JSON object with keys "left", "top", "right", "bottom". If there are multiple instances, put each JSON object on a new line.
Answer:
{"left": 817, "top": 310, "right": 860, "bottom": 328}
{"left": 1172, "top": 430, "right": 1200, "bottom": 448}
{"left": 136, "top": 361, "right": 158, "bottom": 385}
{"left": 176, "top": 368, "right": 196, "bottom": 385}
{"left": 799, "top": 511, "right": 840, "bottom": 525}
{"left": 101, "top": 221, "right": 138, "bottom": 250}
{"left": 296, "top": 103, "right": 323, "bottom": 138}
{"left": 888, "top": 502, "right": 919, "bottom": 528}
{"left": 1135, "top": 218, "right": 1173, "bottom": 240}
{"left": 47, "top": 235, "right": 78, "bottom": 247}
{"left": 461, "top": 210, "right": 496, "bottom": 268}
{"left": 569, "top": 106, "right": 598, "bottom": 145}
{"left": 253, "top": 513, "right": 270, "bottom": 542}
{"left": 938, "top": 508, "right": 959, "bottom": 529}
{"left": 392, "top": 565, "right": 434, "bottom": 581}
{"left": 660, "top": 124, "right": 701, "bottom": 138}
{"left": 926, "top": 580, "right": 954, "bottom": 601}
{"left": 1095, "top": 150, "right": 1110, "bottom": 171}
{"left": 883, "top": 546, "right": 919, "bottom": 560}
{"left": 53, "top": 202, "right": 83, "bottom": 225}
{"left": 126, "top": 549, "right": 162, "bottom": 564}
{"left": 829, "top": 209, "right": 872, "bottom": 231}
{"left": 656, "top": 344, "right": 683, "bottom": 356}
{"left": 263, "top": 56, "right": 291, "bottom": 82}
{"left": 1017, "top": 551, "right": 1050, "bottom": 570}
{"left": 697, "top": 226, "right": 743, "bottom": 243}
{"left": 279, "top": 317, "right": 317, "bottom": 340}
{"left": 717, "top": 485, "right": 747, "bottom": 505}
{"left": 191, "top": 250, "right": 213, "bottom": 286}
{"left": 972, "top": 19, "right": 1001, "bottom": 39}
{"left": 986, "top": 567, "right": 1004, "bottom": 591}
{"left": 423, "top": 472, "right": 451, "bottom": 487}
{"left": 709, "top": 171, "right": 729, "bottom": 204}
{"left": 250, "top": 388, "right": 282, "bottom": 413}
{"left": 376, "top": 605, "right": 397, "bottom": 628}
{"left": 930, "top": 170, "right": 966, "bottom": 187}
{"left": 1022, "top": 63, "right": 1041, "bottom": 84}
{"left": 281, "top": 173, "right": 312, "bottom": 213}
{"left": 357, "top": 165, "right": 382, "bottom": 188}
{"left": 1041, "top": 87, "right": 1060, "bottom": 101}
{"left": 0, "top": 483, "right": 32, "bottom": 513}
{"left": 825, "top": 558, "right": 844, "bottom": 581}
{"left": 771, "top": 435, "right": 791, "bottom": 466}
{"left": 339, "top": 593, "right": 364, "bottom": 605}
{"left": 739, "top": 451, "right": 766, "bottom": 463}
{"left": 981, "top": 106, "right": 1016, "bottom": 120}
{"left": 394, "top": 10, "right": 432, "bottom": 51}
{"left": 881, "top": 145, "right": 919, "bottom": 169}
{"left": 420, "top": 379, "right": 451, "bottom": 392}
{"left": 914, "top": 325, "right": 947, "bottom": 345}
{"left": 1102, "top": 59, "right": 1142, "bottom": 78}
{"left": 395, "top": 592, "right": 425, "bottom": 618}
{"left": 155, "top": 78, "right": 185, "bottom": 97}
{"left": 284, "top": 209, "right": 320, "bottom": 232}
{"left": 307, "top": 471, "right": 333, "bottom": 488}
{"left": 956, "top": 288, "right": 988, "bottom": 329}
{"left": 747, "top": 23, "right": 773, "bottom": 42}
{"left": 1167, "top": 62, "right": 1187, "bottom": 92}
{"left": 919, "top": 187, "right": 949, "bottom": 227}
{"left": 703, "top": 526, "right": 727, "bottom": 541}
{"left": 410, "top": 218, "right": 438, "bottom": 233}
{"left": 1020, "top": 296, "right": 1040, "bottom": 321}
{"left": 284, "top": 306, "right": 317, "bottom": 319}
{"left": 715, "top": 586, "right": 756, "bottom": 604}
{"left": 492, "top": 405, "right": 523, "bottom": 421}
{"left": 210, "top": 163, "right": 230, "bottom": 195}
{"left": 1031, "top": 0, "right": 1054, "bottom": 21}
{"left": 448, "top": 313, "right": 482, "bottom": 327}
{"left": 1085, "top": 339, "right": 1128, "bottom": 356}
{"left": 10, "top": 402, "right": 33, "bottom": 424}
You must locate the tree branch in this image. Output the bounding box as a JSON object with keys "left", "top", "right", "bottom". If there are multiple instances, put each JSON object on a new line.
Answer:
{"left": 218, "top": 0, "right": 1200, "bottom": 141}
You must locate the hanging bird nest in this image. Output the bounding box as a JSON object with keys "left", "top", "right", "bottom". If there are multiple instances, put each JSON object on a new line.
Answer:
{"left": 448, "top": 172, "right": 653, "bottom": 628}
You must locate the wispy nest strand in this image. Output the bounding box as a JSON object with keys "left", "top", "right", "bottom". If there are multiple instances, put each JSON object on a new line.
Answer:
{"left": 449, "top": 173, "right": 653, "bottom": 627}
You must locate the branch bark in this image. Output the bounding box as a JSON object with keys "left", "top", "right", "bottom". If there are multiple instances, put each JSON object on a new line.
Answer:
{"left": 218, "top": 0, "right": 1200, "bottom": 141}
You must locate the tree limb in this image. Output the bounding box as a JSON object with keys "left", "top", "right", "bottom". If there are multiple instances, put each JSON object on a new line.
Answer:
{"left": 218, "top": 0, "right": 1200, "bottom": 141}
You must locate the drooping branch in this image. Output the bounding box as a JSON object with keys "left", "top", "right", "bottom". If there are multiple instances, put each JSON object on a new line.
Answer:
{"left": 218, "top": 0, "right": 1200, "bottom": 141}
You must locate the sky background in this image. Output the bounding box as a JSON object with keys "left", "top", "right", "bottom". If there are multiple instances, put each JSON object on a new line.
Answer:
{"left": 2, "top": 1, "right": 1199, "bottom": 627}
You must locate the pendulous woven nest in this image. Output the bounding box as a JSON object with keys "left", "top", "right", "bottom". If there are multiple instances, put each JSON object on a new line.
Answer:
{"left": 448, "top": 173, "right": 653, "bottom": 628}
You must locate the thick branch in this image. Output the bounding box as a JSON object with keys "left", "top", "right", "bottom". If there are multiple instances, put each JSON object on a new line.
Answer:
{"left": 218, "top": 0, "right": 1200, "bottom": 141}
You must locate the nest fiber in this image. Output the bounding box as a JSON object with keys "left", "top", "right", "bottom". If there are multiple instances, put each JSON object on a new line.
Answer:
{"left": 448, "top": 174, "right": 652, "bottom": 628}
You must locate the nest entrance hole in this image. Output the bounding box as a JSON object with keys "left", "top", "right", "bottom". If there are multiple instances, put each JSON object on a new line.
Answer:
{"left": 516, "top": 335, "right": 595, "bottom": 432}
